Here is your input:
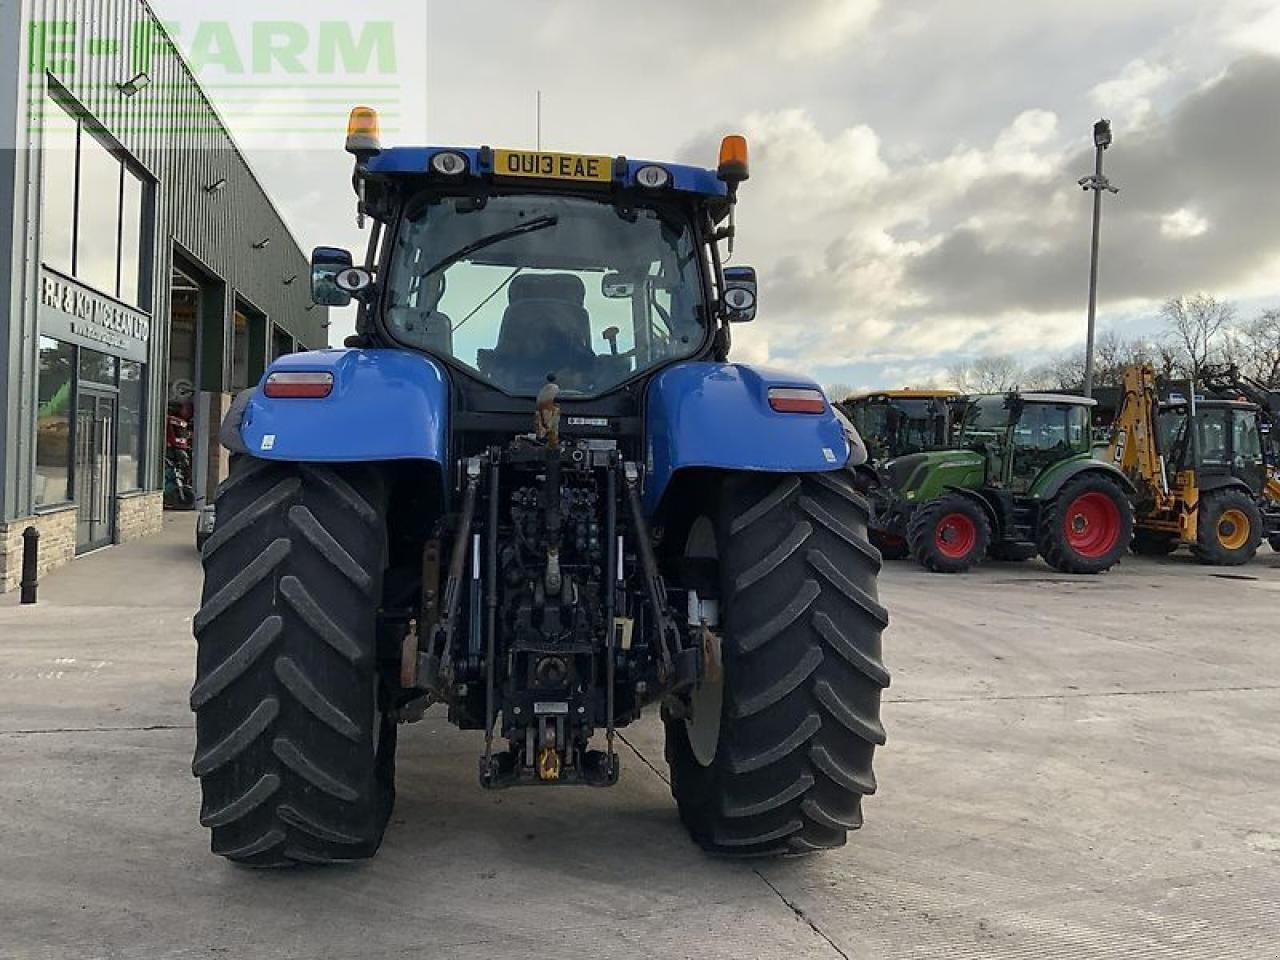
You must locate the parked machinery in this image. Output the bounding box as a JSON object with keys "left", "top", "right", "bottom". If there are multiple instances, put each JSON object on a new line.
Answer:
{"left": 842, "top": 390, "right": 960, "bottom": 559}
{"left": 840, "top": 390, "right": 960, "bottom": 463}
{"left": 1107, "top": 365, "right": 1280, "bottom": 563}
{"left": 1201, "top": 365, "right": 1280, "bottom": 552}
{"left": 189, "top": 111, "right": 890, "bottom": 866}
{"left": 871, "top": 392, "right": 1134, "bottom": 573}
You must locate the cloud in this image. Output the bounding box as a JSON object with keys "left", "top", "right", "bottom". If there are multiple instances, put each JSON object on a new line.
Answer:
{"left": 680, "top": 54, "right": 1280, "bottom": 385}
{"left": 906, "top": 55, "right": 1280, "bottom": 317}
{"left": 534, "top": 0, "right": 881, "bottom": 67}
{"left": 1161, "top": 208, "right": 1209, "bottom": 239}
{"left": 1223, "top": 0, "right": 1280, "bottom": 55}
{"left": 1090, "top": 58, "right": 1172, "bottom": 127}
{"left": 148, "top": 0, "right": 1280, "bottom": 379}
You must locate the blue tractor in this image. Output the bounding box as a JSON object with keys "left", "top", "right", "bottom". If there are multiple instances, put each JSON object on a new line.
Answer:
{"left": 191, "top": 108, "right": 890, "bottom": 865}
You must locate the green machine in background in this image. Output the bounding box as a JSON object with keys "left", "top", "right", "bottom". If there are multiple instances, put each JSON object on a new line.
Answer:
{"left": 871, "top": 393, "right": 1135, "bottom": 573}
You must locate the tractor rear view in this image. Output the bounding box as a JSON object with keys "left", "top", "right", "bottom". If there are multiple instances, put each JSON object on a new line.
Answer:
{"left": 1107, "top": 365, "right": 1279, "bottom": 563}
{"left": 872, "top": 393, "right": 1134, "bottom": 573}
{"left": 189, "top": 110, "right": 889, "bottom": 866}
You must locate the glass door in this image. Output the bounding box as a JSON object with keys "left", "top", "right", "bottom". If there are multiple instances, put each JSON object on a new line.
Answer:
{"left": 75, "top": 389, "right": 118, "bottom": 552}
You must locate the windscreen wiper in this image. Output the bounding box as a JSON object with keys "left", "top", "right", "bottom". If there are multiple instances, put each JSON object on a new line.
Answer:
{"left": 418, "top": 215, "right": 559, "bottom": 279}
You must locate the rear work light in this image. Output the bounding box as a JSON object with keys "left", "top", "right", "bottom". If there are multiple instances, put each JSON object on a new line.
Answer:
{"left": 264, "top": 372, "right": 333, "bottom": 398}
{"left": 768, "top": 387, "right": 826, "bottom": 414}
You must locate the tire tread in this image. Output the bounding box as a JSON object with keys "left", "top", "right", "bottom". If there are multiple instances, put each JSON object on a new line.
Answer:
{"left": 666, "top": 470, "right": 888, "bottom": 857}
{"left": 191, "top": 458, "right": 391, "bottom": 867}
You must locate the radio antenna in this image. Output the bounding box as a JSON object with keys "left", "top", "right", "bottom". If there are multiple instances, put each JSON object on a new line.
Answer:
{"left": 536, "top": 89, "right": 542, "bottom": 150}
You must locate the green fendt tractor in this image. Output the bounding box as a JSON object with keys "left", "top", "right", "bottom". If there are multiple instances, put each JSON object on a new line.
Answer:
{"left": 872, "top": 393, "right": 1135, "bottom": 573}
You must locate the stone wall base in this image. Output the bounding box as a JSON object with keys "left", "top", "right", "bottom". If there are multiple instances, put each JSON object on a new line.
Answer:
{"left": 117, "top": 491, "right": 164, "bottom": 543}
{"left": 0, "top": 506, "right": 78, "bottom": 593}
{"left": 0, "top": 491, "right": 164, "bottom": 593}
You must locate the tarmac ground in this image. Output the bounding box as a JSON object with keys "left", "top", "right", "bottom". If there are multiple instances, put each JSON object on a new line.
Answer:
{"left": 2, "top": 515, "right": 1277, "bottom": 959}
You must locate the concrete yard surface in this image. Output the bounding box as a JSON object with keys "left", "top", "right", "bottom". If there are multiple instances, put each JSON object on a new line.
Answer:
{"left": 2, "top": 516, "right": 1278, "bottom": 959}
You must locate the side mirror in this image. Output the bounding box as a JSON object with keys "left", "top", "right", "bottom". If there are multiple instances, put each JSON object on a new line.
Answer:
{"left": 722, "top": 265, "right": 757, "bottom": 323}
{"left": 601, "top": 273, "right": 635, "bottom": 299}
{"left": 312, "top": 246, "right": 359, "bottom": 307}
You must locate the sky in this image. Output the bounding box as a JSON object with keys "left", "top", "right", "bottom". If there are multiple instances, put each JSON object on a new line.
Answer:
{"left": 152, "top": 0, "right": 1280, "bottom": 390}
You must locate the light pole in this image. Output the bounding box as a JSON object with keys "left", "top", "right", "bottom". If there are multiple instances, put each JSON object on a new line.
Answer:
{"left": 1078, "top": 118, "right": 1119, "bottom": 398}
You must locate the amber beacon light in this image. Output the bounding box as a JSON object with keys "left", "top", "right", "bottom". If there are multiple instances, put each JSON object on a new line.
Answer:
{"left": 717, "top": 135, "right": 750, "bottom": 184}
{"left": 346, "top": 107, "right": 383, "bottom": 158}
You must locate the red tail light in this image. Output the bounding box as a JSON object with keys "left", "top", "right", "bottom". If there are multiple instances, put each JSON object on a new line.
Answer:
{"left": 264, "top": 372, "right": 333, "bottom": 398}
{"left": 768, "top": 387, "right": 826, "bottom": 414}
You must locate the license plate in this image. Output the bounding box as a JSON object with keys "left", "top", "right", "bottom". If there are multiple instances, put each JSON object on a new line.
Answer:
{"left": 493, "top": 149, "right": 612, "bottom": 184}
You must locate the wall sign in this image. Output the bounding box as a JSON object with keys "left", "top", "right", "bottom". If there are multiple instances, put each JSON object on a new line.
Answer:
{"left": 38, "top": 267, "right": 151, "bottom": 363}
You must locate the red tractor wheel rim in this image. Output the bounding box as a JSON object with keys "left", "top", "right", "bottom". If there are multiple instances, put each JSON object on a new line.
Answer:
{"left": 1064, "top": 492, "right": 1121, "bottom": 558}
{"left": 935, "top": 513, "right": 977, "bottom": 559}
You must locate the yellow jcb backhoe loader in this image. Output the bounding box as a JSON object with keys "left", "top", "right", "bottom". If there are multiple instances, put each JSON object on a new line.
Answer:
{"left": 1107, "top": 365, "right": 1280, "bottom": 564}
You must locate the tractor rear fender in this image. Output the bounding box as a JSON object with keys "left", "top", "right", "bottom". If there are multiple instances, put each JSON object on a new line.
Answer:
{"left": 1033, "top": 460, "right": 1137, "bottom": 502}
{"left": 227, "top": 349, "right": 449, "bottom": 465}
{"left": 644, "top": 362, "right": 851, "bottom": 511}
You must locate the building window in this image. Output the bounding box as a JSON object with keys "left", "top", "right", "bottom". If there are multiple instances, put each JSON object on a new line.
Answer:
{"left": 272, "top": 325, "right": 294, "bottom": 362}
{"left": 35, "top": 337, "right": 75, "bottom": 506}
{"left": 40, "top": 92, "right": 151, "bottom": 308}
{"left": 79, "top": 346, "right": 118, "bottom": 386}
{"left": 232, "top": 308, "right": 251, "bottom": 390}
{"left": 40, "top": 99, "right": 77, "bottom": 276}
{"left": 120, "top": 169, "right": 145, "bottom": 306}
{"left": 77, "top": 131, "right": 122, "bottom": 296}
{"left": 118, "top": 361, "right": 145, "bottom": 492}
{"left": 169, "top": 267, "right": 201, "bottom": 391}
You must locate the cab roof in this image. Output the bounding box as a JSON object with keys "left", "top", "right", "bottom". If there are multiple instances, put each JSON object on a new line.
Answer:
{"left": 849, "top": 389, "right": 959, "bottom": 400}
{"left": 363, "top": 147, "right": 729, "bottom": 198}
{"left": 1161, "top": 397, "right": 1258, "bottom": 411}
{"left": 1019, "top": 392, "right": 1097, "bottom": 407}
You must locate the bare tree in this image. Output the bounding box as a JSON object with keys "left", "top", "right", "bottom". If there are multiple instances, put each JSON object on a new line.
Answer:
{"left": 946, "top": 354, "right": 1027, "bottom": 393}
{"left": 1039, "top": 332, "right": 1160, "bottom": 390}
{"left": 1223, "top": 309, "right": 1280, "bottom": 387}
{"left": 824, "top": 382, "right": 856, "bottom": 402}
{"left": 1161, "top": 294, "right": 1235, "bottom": 380}
{"left": 1031, "top": 352, "right": 1086, "bottom": 392}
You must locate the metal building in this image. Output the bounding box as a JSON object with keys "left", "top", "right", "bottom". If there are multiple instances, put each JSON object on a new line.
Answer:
{"left": 0, "top": 0, "right": 326, "bottom": 590}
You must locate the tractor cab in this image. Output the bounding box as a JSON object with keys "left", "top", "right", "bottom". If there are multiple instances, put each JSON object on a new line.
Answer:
{"left": 842, "top": 390, "right": 959, "bottom": 462}
{"left": 311, "top": 110, "right": 757, "bottom": 434}
{"left": 1157, "top": 399, "right": 1270, "bottom": 499}
{"left": 954, "top": 393, "right": 1094, "bottom": 494}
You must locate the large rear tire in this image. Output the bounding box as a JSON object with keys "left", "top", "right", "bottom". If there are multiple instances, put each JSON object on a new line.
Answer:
{"left": 1193, "top": 489, "right": 1263, "bottom": 566}
{"left": 1039, "top": 474, "right": 1132, "bottom": 574}
{"left": 191, "top": 457, "right": 396, "bottom": 866}
{"left": 907, "top": 494, "right": 991, "bottom": 573}
{"left": 665, "top": 471, "right": 890, "bottom": 856}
